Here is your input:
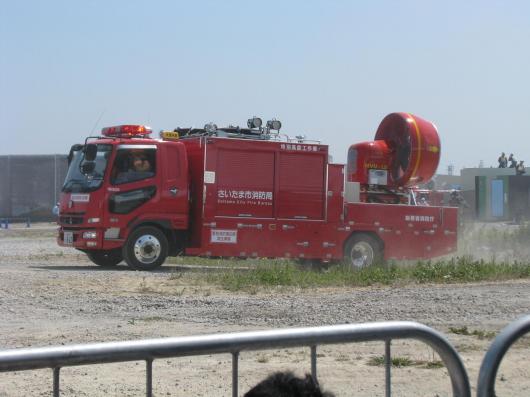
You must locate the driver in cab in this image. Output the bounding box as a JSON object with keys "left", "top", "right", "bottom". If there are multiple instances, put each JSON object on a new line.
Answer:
{"left": 112, "top": 149, "right": 155, "bottom": 184}
{"left": 131, "top": 152, "right": 152, "bottom": 173}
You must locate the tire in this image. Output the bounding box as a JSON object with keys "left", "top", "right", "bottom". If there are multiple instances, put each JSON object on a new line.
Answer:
{"left": 86, "top": 249, "right": 123, "bottom": 267}
{"left": 343, "top": 233, "right": 383, "bottom": 269}
{"left": 123, "top": 226, "right": 168, "bottom": 271}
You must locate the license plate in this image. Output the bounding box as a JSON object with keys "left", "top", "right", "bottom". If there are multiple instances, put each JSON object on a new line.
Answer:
{"left": 63, "top": 231, "right": 73, "bottom": 245}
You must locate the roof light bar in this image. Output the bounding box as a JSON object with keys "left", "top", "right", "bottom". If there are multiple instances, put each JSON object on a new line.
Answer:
{"left": 101, "top": 125, "right": 152, "bottom": 138}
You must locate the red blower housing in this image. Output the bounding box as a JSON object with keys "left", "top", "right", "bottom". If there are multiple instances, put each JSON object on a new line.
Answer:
{"left": 347, "top": 112, "right": 440, "bottom": 189}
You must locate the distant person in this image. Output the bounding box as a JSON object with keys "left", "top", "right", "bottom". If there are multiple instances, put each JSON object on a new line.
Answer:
{"left": 516, "top": 160, "right": 526, "bottom": 175}
{"left": 244, "top": 371, "right": 335, "bottom": 397}
{"left": 498, "top": 152, "right": 507, "bottom": 168}
{"left": 508, "top": 153, "right": 517, "bottom": 168}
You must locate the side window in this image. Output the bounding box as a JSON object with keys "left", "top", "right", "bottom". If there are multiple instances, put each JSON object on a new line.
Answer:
{"left": 111, "top": 148, "right": 157, "bottom": 185}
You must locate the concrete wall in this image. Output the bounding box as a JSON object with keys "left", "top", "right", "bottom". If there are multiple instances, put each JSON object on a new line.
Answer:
{"left": 0, "top": 155, "right": 68, "bottom": 221}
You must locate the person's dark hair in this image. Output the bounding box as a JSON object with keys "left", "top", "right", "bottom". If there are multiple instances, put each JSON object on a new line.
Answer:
{"left": 244, "top": 371, "right": 335, "bottom": 397}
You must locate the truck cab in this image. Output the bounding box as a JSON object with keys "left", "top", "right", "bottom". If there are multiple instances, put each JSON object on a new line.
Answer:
{"left": 58, "top": 125, "right": 189, "bottom": 270}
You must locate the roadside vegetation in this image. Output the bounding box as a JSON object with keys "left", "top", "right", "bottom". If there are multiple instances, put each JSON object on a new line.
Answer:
{"left": 448, "top": 326, "right": 496, "bottom": 340}
{"left": 198, "top": 256, "right": 530, "bottom": 292}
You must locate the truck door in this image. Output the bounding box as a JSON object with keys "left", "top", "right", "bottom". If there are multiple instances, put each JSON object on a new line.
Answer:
{"left": 104, "top": 144, "right": 160, "bottom": 236}
{"left": 158, "top": 142, "right": 189, "bottom": 228}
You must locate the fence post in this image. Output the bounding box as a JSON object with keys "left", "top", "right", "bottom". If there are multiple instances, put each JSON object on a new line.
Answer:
{"left": 385, "top": 340, "right": 392, "bottom": 397}
{"left": 53, "top": 367, "right": 60, "bottom": 397}
{"left": 146, "top": 359, "right": 153, "bottom": 397}
{"left": 310, "top": 345, "right": 317, "bottom": 382}
{"left": 232, "top": 352, "right": 240, "bottom": 397}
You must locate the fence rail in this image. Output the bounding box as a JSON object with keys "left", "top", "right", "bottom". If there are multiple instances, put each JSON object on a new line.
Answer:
{"left": 0, "top": 321, "right": 471, "bottom": 397}
{"left": 477, "top": 315, "right": 530, "bottom": 397}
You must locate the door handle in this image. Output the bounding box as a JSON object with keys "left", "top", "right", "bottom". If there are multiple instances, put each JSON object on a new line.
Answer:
{"left": 169, "top": 188, "right": 178, "bottom": 196}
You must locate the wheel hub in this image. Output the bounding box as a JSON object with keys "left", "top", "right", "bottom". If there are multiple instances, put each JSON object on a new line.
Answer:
{"left": 350, "top": 241, "right": 374, "bottom": 268}
{"left": 133, "top": 235, "right": 161, "bottom": 264}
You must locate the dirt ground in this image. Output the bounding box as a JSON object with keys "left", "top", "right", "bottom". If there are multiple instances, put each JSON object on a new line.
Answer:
{"left": 0, "top": 224, "right": 529, "bottom": 396}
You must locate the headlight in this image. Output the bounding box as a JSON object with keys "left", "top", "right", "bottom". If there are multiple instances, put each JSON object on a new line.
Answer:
{"left": 87, "top": 218, "right": 100, "bottom": 224}
{"left": 82, "top": 231, "right": 97, "bottom": 239}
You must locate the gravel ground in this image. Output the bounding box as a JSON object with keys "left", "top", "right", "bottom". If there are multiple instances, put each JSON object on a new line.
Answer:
{"left": 0, "top": 225, "right": 529, "bottom": 396}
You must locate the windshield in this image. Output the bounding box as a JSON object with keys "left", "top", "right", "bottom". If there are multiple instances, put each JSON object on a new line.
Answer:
{"left": 62, "top": 144, "right": 112, "bottom": 193}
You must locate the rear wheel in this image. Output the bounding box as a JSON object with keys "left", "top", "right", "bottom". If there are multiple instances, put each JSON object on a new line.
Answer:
{"left": 343, "top": 234, "right": 383, "bottom": 269}
{"left": 123, "top": 226, "right": 168, "bottom": 271}
{"left": 86, "top": 249, "right": 123, "bottom": 267}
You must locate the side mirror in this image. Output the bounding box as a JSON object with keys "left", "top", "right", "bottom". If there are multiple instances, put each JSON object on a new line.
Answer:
{"left": 84, "top": 144, "right": 98, "bottom": 162}
{"left": 81, "top": 161, "right": 96, "bottom": 175}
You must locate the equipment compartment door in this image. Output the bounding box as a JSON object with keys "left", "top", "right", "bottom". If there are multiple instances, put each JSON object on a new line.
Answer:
{"left": 214, "top": 149, "right": 275, "bottom": 218}
{"left": 277, "top": 152, "right": 326, "bottom": 220}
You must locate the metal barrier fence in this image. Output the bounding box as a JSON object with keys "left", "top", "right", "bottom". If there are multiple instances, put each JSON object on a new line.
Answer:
{"left": 477, "top": 314, "right": 530, "bottom": 397}
{"left": 0, "top": 321, "right": 470, "bottom": 397}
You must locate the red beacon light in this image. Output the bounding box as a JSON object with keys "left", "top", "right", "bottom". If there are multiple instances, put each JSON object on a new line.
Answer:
{"left": 101, "top": 125, "right": 152, "bottom": 138}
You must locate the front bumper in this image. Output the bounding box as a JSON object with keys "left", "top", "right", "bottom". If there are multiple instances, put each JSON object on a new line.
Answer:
{"left": 57, "top": 227, "right": 123, "bottom": 250}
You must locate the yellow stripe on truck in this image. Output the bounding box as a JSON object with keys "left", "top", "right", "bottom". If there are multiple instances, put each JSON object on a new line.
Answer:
{"left": 407, "top": 113, "right": 422, "bottom": 181}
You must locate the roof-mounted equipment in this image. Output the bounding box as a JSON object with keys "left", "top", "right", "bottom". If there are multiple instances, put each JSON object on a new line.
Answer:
{"left": 247, "top": 117, "right": 263, "bottom": 129}
{"left": 266, "top": 119, "right": 282, "bottom": 132}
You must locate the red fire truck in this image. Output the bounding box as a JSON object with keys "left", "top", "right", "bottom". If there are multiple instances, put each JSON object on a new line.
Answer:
{"left": 57, "top": 112, "right": 457, "bottom": 270}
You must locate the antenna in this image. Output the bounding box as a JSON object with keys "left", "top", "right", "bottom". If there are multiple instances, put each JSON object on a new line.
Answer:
{"left": 89, "top": 109, "right": 106, "bottom": 135}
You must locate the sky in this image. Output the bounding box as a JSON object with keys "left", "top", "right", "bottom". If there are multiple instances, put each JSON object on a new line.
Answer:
{"left": 1, "top": 0, "right": 529, "bottom": 174}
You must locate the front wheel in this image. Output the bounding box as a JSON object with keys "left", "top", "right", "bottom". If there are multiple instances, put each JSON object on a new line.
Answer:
{"left": 343, "top": 234, "right": 383, "bottom": 269}
{"left": 123, "top": 226, "right": 168, "bottom": 271}
{"left": 86, "top": 249, "right": 123, "bottom": 267}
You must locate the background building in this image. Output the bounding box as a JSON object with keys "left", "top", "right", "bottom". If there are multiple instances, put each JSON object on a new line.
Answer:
{"left": 460, "top": 168, "right": 530, "bottom": 222}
